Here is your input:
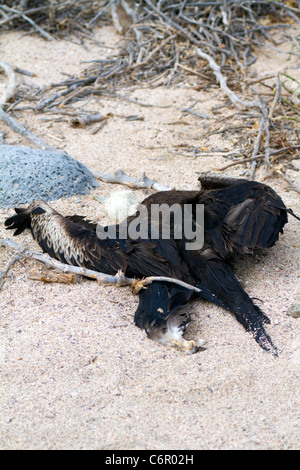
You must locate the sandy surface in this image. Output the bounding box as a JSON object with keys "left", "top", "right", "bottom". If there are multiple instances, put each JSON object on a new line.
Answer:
{"left": 0, "top": 25, "right": 300, "bottom": 450}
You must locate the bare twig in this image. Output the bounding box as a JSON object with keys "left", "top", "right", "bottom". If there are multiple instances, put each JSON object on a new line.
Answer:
{"left": 0, "top": 61, "right": 17, "bottom": 106}
{"left": 28, "top": 267, "right": 81, "bottom": 284}
{"left": 268, "top": 74, "right": 282, "bottom": 120}
{"left": 131, "top": 34, "right": 177, "bottom": 69}
{"left": 250, "top": 90, "right": 271, "bottom": 179}
{"left": 250, "top": 116, "right": 266, "bottom": 180}
{"left": 137, "top": 276, "right": 201, "bottom": 294}
{"left": 196, "top": 48, "right": 260, "bottom": 109}
{"left": 92, "top": 168, "right": 173, "bottom": 191}
{"left": 0, "top": 107, "right": 54, "bottom": 150}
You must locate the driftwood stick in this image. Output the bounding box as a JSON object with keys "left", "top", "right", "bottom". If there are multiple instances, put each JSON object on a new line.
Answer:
{"left": 0, "top": 106, "right": 54, "bottom": 150}
{"left": 0, "top": 61, "right": 17, "bottom": 105}
{"left": 0, "top": 238, "right": 201, "bottom": 293}
{"left": 264, "top": 117, "right": 271, "bottom": 168}
{"left": 70, "top": 112, "right": 105, "bottom": 128}
{"left": 92, "top": 168, "right": 173, "bottom": 191}
{"left": 196, "top": 48, "right": 261, "bottom": 109}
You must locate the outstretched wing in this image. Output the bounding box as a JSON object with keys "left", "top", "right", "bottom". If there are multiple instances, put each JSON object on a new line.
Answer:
{"left": 4, "top": 200, "right": 195, "bottom": 282}
{"left": 5, "top": 200, "right": 128, "bottom": 274}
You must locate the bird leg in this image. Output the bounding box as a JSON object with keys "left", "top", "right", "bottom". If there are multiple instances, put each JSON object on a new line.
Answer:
{"left": 169, "top": 337, "right": 206, "bottom": 354}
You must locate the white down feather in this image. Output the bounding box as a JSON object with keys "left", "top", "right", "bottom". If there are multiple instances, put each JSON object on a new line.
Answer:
{"left": 94, "top": 190, "right": 140, "bottom": 224}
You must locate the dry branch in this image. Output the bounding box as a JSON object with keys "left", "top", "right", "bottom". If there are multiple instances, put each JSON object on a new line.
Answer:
{"left": 0, "top": 61, "right": 17, "bottom": 106}
{"left": 250, "top": 115, "right": 267, "bottom": 180}
{"left": 195, "top": 48, "right": 260, "bottom": 110}
{"left": 92, "top": 168, "right": 173, "bottom": 191}
{"left": 0, "top": 107, "right": 54, "bottom": 150}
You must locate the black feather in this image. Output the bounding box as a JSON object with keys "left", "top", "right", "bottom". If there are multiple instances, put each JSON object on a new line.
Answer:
{"left": 5, "top": 207, "right": 32, "bottom": 235}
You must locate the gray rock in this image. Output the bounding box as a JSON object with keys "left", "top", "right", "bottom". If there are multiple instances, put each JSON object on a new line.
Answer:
{"left": 0, "top": 145, "right": 98, "bottom": 208}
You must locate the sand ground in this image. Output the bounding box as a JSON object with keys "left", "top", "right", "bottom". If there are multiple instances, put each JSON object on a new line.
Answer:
{"left": 0, "top": 25, "right": 300, "bottom": 450}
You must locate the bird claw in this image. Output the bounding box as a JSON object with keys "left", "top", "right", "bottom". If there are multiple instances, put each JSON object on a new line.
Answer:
{"left": 170, "top": 337, "right": 206, "bottom": 354}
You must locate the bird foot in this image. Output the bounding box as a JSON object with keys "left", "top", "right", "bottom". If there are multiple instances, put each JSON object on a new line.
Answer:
{"left": 170, "top": 337, "right": 206, "bottom": 354}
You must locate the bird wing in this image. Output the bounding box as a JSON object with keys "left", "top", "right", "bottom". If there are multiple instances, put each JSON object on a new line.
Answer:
{"left": 5, "top": 200, "right": 194, "bottom": 281}
{"left": 183, "top": 247, "right": 277, "bottom": 354}
{"left": 223, "top": 197, "right": 287, "bottom": 254}
{"left": 194, "top": 180, "right": 289, "bottom": 256}
{"left": 5, "top": 200, "right": 128, "bottom": 274}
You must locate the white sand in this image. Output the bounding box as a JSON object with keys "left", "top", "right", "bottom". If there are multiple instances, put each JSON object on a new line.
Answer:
{"left": 0, "top": 25, "right": 299, "bottom": 450}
